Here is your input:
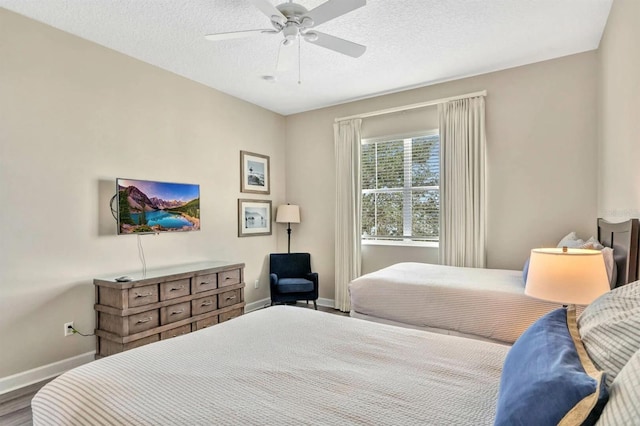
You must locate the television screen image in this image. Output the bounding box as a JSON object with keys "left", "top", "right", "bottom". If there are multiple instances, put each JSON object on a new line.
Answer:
{"left": 116, "top": 178, "right": 200, "bottom": 234}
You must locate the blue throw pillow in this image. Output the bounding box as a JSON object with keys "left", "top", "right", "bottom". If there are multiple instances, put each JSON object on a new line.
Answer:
{"left": 522, "top": 257, "right": 530, "bottom": 285}
{"left": 494, "top": 308, "right": 608, "bottom": 426}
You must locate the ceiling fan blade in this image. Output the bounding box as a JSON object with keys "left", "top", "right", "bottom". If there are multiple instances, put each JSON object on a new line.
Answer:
{"left": 249, "top": 0, "right": 286, "bottom": 22}
{"left": 205, "top": 29, "right": 276, "bottom": 41}
{"left": 307, "top": 31, "right": 366, "bottom": 58}
{"left": 305, "top": 0, "right": 366, "bottom": 27}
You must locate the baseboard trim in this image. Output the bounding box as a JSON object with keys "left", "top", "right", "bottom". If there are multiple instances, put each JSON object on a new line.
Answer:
{"left": 0, "top": 351, "right": 95, "bottom": 395}
{"left": 317, "top": 298, "right": 335, "bottom": 308}
{"left": 245, "top": 298, "right": 271, "bottom": 313}
{"left": 245, "top": 298, "right": 336, "bottom": 312}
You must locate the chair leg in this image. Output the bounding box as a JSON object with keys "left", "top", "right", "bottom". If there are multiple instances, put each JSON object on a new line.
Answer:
{"left": 306, "top": 300, "right": 309, "bottom": 305}
{"left": 270, "top": 301, "right": 274, "bottom": 306}
{"left": 313, "top": 300, "right": 317, "bottom": 310}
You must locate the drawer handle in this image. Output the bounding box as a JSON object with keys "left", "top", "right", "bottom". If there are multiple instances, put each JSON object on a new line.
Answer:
{"left": 200, "top": 281, "right": 211, "bottom": 286}
{"left": 136, "top": 317, "right": 152, "bottom": 324}
{"left": 134, "top": 292, "right": 153, "bottom": 298}
{"left": 224, "top": 277, "right": 232, "bottom": 280}
{"left": 201, "top": 300, "right": 213, "bottom": 307}
{"left": 170, "top": 285, "right": 185, "bottom": 291}
{"left": 171, "top": 309, "right": 185, "bottom": 315}
{"left": 225, "top": 295, "right": 236, "bottom": 301}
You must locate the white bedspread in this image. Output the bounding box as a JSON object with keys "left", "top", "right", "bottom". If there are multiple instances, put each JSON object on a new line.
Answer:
{"left": 350, "top": 262, "right": 561, "bottom": 344}
{"left": 32, "top": 306, "right": 508, "bottom": 425}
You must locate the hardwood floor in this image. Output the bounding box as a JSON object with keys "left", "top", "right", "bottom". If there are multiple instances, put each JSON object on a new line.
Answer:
{"left": 0, "top": 302, "right": 348, "bottom": 425}
{"left": 283, "top": 301, "right": 350, "bottom": 316}
{"left": 0, "top": 379, "right": 53, "bottom": 426}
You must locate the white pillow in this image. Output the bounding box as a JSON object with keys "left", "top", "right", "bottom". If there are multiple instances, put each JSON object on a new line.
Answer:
{"left": 557, "top": 232, "right": 616, "bottom": 288}
{"left": 557, "top": 231, "right": 585, "bottom": 248}
{"left": 595, "top": 348, "right": 640, "bottom": 425}
{"left": 582, "top": 236, "right": 605, "bottom": 250}
{"left": 600, "top": 247, "right": 617, "bottom": 289}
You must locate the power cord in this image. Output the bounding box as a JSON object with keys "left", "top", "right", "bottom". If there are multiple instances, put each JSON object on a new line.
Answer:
{"left": 68, "top": 325, "right": 95, "bottom": 337}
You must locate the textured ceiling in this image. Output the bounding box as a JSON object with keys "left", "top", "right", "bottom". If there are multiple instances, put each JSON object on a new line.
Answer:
{"left": 0, "top": 0, "right": 612, "bottom": 115}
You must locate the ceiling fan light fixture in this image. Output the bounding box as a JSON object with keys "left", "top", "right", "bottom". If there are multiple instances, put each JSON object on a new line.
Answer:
{"left": 283, "top": 24, "right": 298, "bottom": 41}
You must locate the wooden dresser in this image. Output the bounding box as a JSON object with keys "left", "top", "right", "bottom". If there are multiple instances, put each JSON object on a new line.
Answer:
{"left": 94, "top": 261, "right": 245, "bottom": 357}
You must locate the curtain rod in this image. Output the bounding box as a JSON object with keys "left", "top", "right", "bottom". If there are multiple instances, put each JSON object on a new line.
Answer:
{"left": 334, "top": 90, "right": 487, "bottom": 123}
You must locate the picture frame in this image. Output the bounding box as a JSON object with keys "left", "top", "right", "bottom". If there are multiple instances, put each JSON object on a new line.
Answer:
{"left": 240, "top": 151, "right": 270, "bottom": 194}
{"left": 238, "top": 199, "right": 272, "bottom": 237}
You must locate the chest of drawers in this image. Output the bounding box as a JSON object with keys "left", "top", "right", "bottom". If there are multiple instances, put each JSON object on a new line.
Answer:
{"left": 94, "top": 261, "right": 245, "bottom": 357}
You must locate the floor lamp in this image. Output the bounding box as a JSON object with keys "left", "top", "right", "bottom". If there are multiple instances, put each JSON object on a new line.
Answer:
{"left": 276, "top": 204, "right": 300, "bottom": 254}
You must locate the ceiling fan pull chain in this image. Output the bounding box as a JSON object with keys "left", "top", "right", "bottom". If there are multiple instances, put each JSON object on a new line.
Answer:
{"left": 298, "top": 36, "right": 302, "bottom": 85}
{"left": 275, "top": 40, "right": 285, "bottom": 75}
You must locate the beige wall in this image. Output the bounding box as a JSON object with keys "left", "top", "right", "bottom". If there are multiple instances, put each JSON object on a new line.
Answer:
{"left": 598, "top": 0, "right": 640, "bottom": 219}
{"left": 0, "top": 9, "right": 285, "bottom": 377}
{"left": 286, "top": 52, "right": 599, "bottom": 301}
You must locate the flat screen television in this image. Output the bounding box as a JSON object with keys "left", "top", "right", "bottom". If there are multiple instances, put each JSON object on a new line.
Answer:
{"left": 116, "top": 178, "right": 200, "bottom": 234}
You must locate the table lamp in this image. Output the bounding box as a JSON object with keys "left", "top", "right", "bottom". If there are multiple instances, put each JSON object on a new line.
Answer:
{"left": 525, "top": 247, "right": 610, "bottom": 308}
{"left": 276, "top": 204, "right": 300, "bottom": 253}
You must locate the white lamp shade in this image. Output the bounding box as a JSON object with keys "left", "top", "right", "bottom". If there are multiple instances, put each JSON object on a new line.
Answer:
{"left": 525, "top": 248, "right": 609, "bottom": 305}
{"left": 276, "top": 205, "right": 300, "bottom": 224}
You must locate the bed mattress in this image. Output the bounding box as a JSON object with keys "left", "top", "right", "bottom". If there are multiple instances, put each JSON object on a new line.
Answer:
{"left": 32, "top": 306, "right": 509, "bottom": 425}
{"left": 349, "top": 262, "right": 561, "bottom": 344}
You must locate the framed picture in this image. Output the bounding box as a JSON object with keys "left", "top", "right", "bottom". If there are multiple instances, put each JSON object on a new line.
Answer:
{"left": 240, "top": 151, "right": 270, "bottom": 194}
{"left": 238, "top": 199, "right": 272, "bottom": 237}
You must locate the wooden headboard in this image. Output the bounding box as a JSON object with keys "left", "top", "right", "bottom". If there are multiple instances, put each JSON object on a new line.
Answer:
{"left": 597, "top": 218, "right": 640, "bottom": 287}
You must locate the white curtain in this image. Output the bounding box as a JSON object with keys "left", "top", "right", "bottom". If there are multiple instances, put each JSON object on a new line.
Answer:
{"left": 438, "top": 96, "right": 486, "bottom": 267}
{"left": 333, "top": 119, "right": 362, "bottom": 312}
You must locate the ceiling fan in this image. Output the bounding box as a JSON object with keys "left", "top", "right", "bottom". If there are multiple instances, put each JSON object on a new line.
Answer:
{"left": 205, "top": 0, "right": 367, "bottom": 59}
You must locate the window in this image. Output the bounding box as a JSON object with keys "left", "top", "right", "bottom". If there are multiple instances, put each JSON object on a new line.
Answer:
{"left": 361, "top": 131, "right": 439, "bottom": 243}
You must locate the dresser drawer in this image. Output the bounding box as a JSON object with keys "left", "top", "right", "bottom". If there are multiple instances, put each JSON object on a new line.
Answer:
{"left": 128, "top": 284, "right": 159, "bottom": 308}
{"left": 159, "top": 278, "right": 190, "bottom": 301}
{"left": 128, "top": 310, "right": 160, "bottom": 334}
{"left": 99, "top": 309, "right": 159, "bottom": 336}
{"left": 161, "top": 324, "right": 191, "bottom": 340}
{"left": 218, "top": 269, "right": 241, "bottom": 288}
{"left": 219, "top": 308, "right": 243, "bottom": 323}
{"left": 192, "top": 295, "right": 217, "bottom": 315}
{"left": 218, "top": 289, "right": 241, "bottom": 308}
{"left": 193, "top": 273, "right": 217, "bottom": 293}
{"left": 194, "top": 315, "right": 219, "bottom": 330}
{"left": 160, "top": 301, "right": 191, "bottom": 324}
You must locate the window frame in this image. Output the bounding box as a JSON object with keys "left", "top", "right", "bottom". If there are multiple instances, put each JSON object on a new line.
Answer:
{"left": 361, "top": 130, "right": 440, "bottom": 247}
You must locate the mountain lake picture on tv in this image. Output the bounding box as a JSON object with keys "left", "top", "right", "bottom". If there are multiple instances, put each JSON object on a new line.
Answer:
{"left": 117, "top": 178, "right": 200, "bottom": 234}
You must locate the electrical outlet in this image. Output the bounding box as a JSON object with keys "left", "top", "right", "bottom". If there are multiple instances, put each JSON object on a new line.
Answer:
{"left": 254, "top": 279, "right": 259, "bottom": 289}
{"left": 64, "top": 321, "right": 74, "bottom": 337}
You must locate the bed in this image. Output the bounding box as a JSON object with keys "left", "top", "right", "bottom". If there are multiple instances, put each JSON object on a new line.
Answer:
{"left": 349, "top": 218, "right": 640, "bottom": 344}
{"left": 31, "top": 284, "right": 640, "bottom": 425}
{"left": 33, "top": 306, "right": 508, "bottom": 425}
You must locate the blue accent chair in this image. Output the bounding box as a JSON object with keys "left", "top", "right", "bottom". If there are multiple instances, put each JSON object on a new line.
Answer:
{"left": 270, "top": 253, "right": 318, "bottom": 310}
